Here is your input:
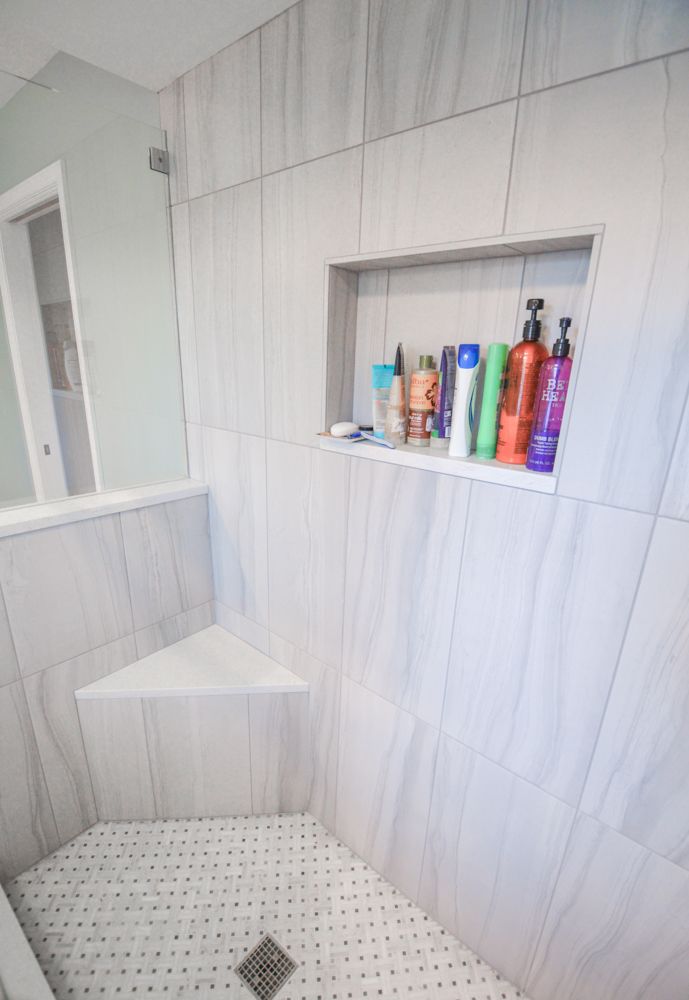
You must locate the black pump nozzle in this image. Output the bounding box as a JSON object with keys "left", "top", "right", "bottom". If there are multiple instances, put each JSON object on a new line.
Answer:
{"left": 553, "top": 316, "right": 572, "bottom": 357}
{"left": 522, "top": 298, "right": 544, "bottom": 341}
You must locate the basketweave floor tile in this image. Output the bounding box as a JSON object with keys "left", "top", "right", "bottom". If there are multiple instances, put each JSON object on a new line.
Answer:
{"left": 5, "top": 813, "right": 528, "bottom": 1000}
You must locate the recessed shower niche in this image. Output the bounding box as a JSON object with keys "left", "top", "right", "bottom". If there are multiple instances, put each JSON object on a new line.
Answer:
{"left": 321, "top": 226, "right": 603, "bottom": 494}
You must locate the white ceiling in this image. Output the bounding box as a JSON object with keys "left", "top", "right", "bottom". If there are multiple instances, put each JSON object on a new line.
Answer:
{"left": 0, "top": 0, "right": 295, "bottom": 92}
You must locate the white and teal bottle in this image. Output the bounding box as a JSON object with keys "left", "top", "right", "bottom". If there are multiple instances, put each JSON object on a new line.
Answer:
{"left": 448, "top": 344, "right": 479, "bottom": 458}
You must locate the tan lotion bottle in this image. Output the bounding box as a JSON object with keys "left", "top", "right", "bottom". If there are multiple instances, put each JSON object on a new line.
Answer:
{"left": 408, "top": 355, "right": 437, "bottom": 447}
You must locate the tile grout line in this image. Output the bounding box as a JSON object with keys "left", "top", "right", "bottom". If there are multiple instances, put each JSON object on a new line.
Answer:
{"left": 415, "top": 479, "right": 475, "bottom": 904}
{"left": 356, "top": 0, "right": 372, "bottom": 254}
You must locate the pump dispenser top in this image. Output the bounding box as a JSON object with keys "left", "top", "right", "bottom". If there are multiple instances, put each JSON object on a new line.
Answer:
{"left": 552, "top": 316, "right": 572, "bottom": 357}
{"left": 522, "top": 298, "right": 544, "bottom": 342}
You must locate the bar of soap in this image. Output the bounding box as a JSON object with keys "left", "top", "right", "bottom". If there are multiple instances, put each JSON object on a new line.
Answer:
{"left": 330, "top": 421, "right": 359, "bottom": 438}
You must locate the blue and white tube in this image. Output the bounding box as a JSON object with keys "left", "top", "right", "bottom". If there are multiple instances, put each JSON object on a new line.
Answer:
{"left": 448, "top": 344, "right": 480, "bottom": 458}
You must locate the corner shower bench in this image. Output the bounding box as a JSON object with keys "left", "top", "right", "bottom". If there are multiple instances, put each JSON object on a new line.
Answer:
{"left": 75, "top": 625, "right": 310, "bottom": 820}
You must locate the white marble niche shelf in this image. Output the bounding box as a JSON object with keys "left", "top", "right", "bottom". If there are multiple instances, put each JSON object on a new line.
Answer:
{"left": 320, "top": 226, "right": 604, "bottom": 495}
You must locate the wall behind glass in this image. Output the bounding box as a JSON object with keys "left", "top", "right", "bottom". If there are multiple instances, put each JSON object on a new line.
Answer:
{"left": 0, "top": 58, "right": 186, "bottom": 503}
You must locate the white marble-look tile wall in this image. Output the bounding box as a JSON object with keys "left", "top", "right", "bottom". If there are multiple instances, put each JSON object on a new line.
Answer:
{"left": 161, "top": 4, "right": 689, "bottom": 995}
{"left": 0, "top": 496, "right": 214, "bottom": 881}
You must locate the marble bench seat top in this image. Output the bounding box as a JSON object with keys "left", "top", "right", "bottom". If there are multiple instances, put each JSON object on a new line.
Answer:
{"left": 75, "top": 625, "right": 308, "bottom": 700}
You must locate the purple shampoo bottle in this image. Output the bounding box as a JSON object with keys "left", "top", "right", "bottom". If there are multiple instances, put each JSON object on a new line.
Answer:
{"left": 526, "top": 317, "right": 573, "bottom": 473}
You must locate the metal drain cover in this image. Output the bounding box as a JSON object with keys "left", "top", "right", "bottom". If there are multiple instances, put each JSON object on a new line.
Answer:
{"left": 235, "top": 933, "right": 298, "bottom": 999}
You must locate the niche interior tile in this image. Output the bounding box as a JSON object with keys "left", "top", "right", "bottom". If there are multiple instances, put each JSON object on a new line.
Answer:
{"left": 0, "top": 516, "right": 132, "bottom": 676}
{"left": 214, "top": 600, "right": 270, "bottom": 654}
{"left": 77, "top": 698, "right": 155, "bottom": 821}
{"left": 582, "top": 518, "right": 689, "bottom": 868}
{"left": 522, "top": 0, "right": 689, "bottom": 92}
{"left": 261, "top": 0, "right": 367, "bottom": 174}
{"left": 660, "top": 400, "right": 689, "bottom": 520}
{"left": 0, "top": 681, "right": 59, "bottom": 881}
{"left": 183, "top": 32, "right": 260, "bottom": 198}
{"left": 170, "top": 203, "right": 200, "bottom": 424}
{"left": 337, "top": 677, "right": 437, "bottom": 900}
{"left": 134, "top": 602, "right": 213, "bottom": 659}
{"left": 270, "top": 633, "right": 340, "bottom": 831}
{"left": 249, "top": 692, "right": 310, "bottom": 814}
{"left": 262, "top": 147, "right": 362, "bottom": 446}
{"left": 121, "top": 495, "right": 213, "bottom": 631}
{"left": 527, "top": 814, "right": 689, "bottom": 1000}
{"left": 189, "top": 180, "right": 264, "bottom": 435}
{"left": 204, "top": 428, "right": 268, "bottom": 627}
{"left": 343, "top": 459, "right": 470, "bottom": 728}
{"left": 506, "top": 54, "right": 689, "bottom": 511}
{"left": 0, "top": 590, "right": 18, "bottom": 688}
{"left": 366, "top": 0, "right": 526, "bottom": 140}
{"left": 360, "top": 101, "right": 516, "bottom": 253}
{"left": 267, "top": 441, "right": 348, "bottom": 670}
{"left": 143, "top": 695, "right": 252, "bottom": 818}
{"left": 442, "top": 483, "right": 652, "bottom": 804}
{"left": 352, "top": 269, "right": 389, "bottom": 426}
{"left": 23, "top": 636, "right": 136, "bottom": 844}
{"left": 159, "top": 77, "right": 188, "bottom": 204}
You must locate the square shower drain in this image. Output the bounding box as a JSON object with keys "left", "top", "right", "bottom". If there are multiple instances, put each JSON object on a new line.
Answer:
{"left": 235, "top": 933, "right": 298, "bottom": 1000}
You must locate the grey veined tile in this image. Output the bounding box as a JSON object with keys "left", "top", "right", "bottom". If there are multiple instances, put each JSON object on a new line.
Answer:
{"left": 582, "top": 518, "right": 689, "bottom": 869}
{"left": 442, "top": 484, "right": 652, "bottom": 804}
{"left": 267, "top": 440, "right": 349, "bottom": 670}
{"left": 527, "top": 814, "right": 689, "bottom": 1000}
{"left": 204, "top": 428, "right": 268, "bottom": 627}
{"left": 170, "top": 203, "right": 200, "bottom": 425}
{"left": 189, "top": 180, "right": 263, "bottom": 435}
{"left": 121, "top": 495, "right": 213, "bottom": 631}
{"left": 261, "top": 0, "right": 368, "bottom": 174}
{"left": 23, "top": 636, "right": 137, "bottom": 844}
{"left": 249, "top": 692, "right": 310, "bottom": 814}
{"left": 0, "top": 515, "right": 133, "bottom": 676}
{"left": 522, "top": 0, "right": 689, "bottom": 93}
{"left": 366, "top": 0, "right": 526, "bottom": 140}
{"left": 506, "top": 54, "right": 689, "bottom": 511}
{"left": 343, "top": 459, "right": 470, "bottom": 728}
{"left": 660, "top": 396, "right": 689, "bottom": 520}
{"left": 183, "top": 31, "right": 260, "bottom": 198}
{"left": 159, "top": 77, "right": 188, "bottom": 204}
{"left": 419, "top": 735, "right": 574, "bottom": 989}
{"left": 361, "top": 101, "right": 516, "bottom": 253}
{"left": 135, "top": 602, "right": 213, "bottom": 659}
{"left": 0, "top": 589, "right": 19, "bottom": 688}
{"left": 0, "top": 681, "right": 59, "bottom": 881}
{"left": 336, "top": 677, "right": 438, "bottom": 901}
{"left": 262, "top": 147, "right": 362, "bottom": 446}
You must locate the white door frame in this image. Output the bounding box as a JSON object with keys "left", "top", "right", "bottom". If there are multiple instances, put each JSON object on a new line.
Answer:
{"left": 0, "top": 161, "right": 102, "bottom": 500}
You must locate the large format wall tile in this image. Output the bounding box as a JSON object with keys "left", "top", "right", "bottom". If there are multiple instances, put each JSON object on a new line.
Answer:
{"left": 204, "top": 428, "right": 268, "bottom": 627}
{"left": 78, "top": 698, "right": 155, "bottom": 821}
{"left": 0, "top": 516, "right": 132, "bottom": 676}
{"left": 261, "top": 0, "right": 367, "bottom": 174}
{"left": 0, "top": 681, "right": 59, "bottom": 882}
{"left": 522, "top": 0, "right": 689, "bottom": 93}
{"left": 134, "top": 602, "right": 213, "bottom": 659}
{"left": 249, "top": 693, "right": 310, "bottom": 814}
{"left": 442, "top": 484, "right": 651, "bottom": 804}
{"left": 23, "top": 637, "right": 136, "bottom": 844}
{"left": 527, "top": 814, "right": 689, "bottom": 1000}
{"left": 336, "top": 678, "right": 437, "bottom": 900}
{"left": 365, "top": 0, "right": 526, "bottom": 140}
{"left": 121, "top": 495, "right": 213, "bottom": 631}
{"left": 343, "top": 460, "right": 470, "bottom": 727}
{"left": 189, "top": 181, "right": 264, "bottom": 435}
{"left": 270, "top": 633, "right": 340, "bottom": 831}
{"left": 267, "top": 441, "right": 348, "bottom": 670}
{"left": 360, "top": 101, "right": 515, "bottom": 252}
{"left": 507, "top": 54, "right": 689, "bottom": 511}
{"left": 159, "top": 78, "right": 188, "bottom": 205}
{"left": 582, "top": 518, "right": 689, "bottom": 867}
{"left": 660, "top": 398, "right": 689, "bottom": 520}
{"left": 0, "top": 591, "right": 18, "bottom": 688}
{"left": 262, "top": 147, "right": 362, "bottom": 446}
{"left": 170, "top": 203, "right": 200, "bottom": 424}
{"left": 184, "top": 31, "right": 260, "bottom": 198}
{"left": 143, "top": 695, "right": 252, "bottom": 818}
{"left": 214, "top": 600, "right": 270, "bottom": 654}
{"left": 419, "top": 735, "right": 574, "bottom": 988}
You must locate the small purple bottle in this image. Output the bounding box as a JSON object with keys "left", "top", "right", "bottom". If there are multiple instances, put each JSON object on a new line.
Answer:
{"left": 526, "top": 317, "right": 572, "bottom": 473}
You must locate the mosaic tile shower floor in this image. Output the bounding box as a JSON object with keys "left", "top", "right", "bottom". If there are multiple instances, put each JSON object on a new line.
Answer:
{"left": 6, "top": 813, "right": 528, "bottom": 1000}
